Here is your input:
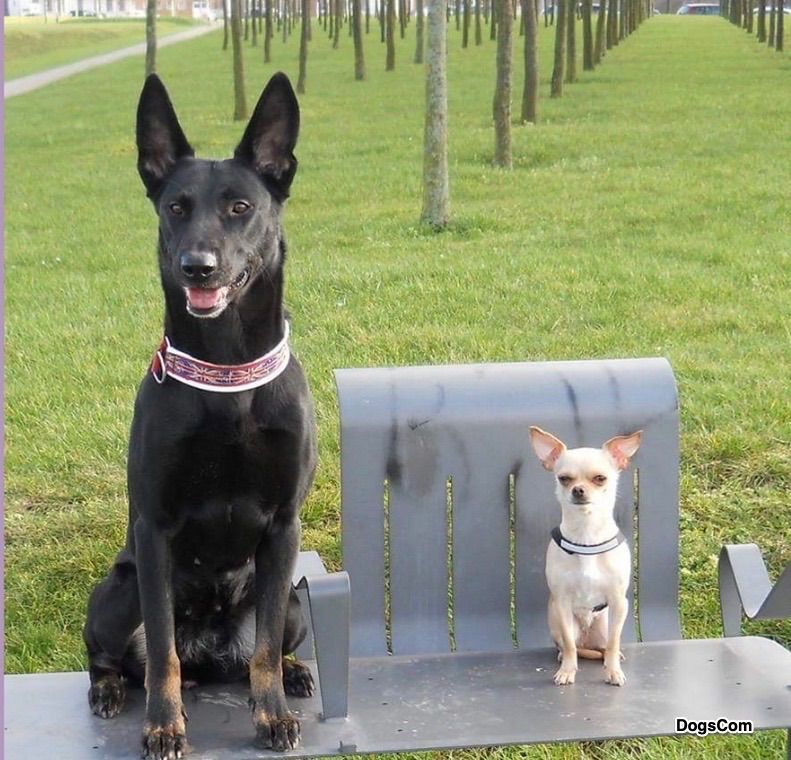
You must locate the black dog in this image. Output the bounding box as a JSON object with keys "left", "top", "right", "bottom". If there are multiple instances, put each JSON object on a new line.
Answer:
{"left": 83, "top": 73, "right": 317, "bottom": 759}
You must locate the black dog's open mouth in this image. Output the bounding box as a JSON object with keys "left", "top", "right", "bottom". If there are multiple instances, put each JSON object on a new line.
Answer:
{"left": 185, "top": 268, "right": 250, "bottom": 318}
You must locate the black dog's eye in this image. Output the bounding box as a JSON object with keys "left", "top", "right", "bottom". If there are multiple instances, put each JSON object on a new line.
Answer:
{"left": 168, "top": 202, "right": 184, "bottom": 216}
{"left": 592, "top": 475, "right": 607, "bottom": 485}
{"left": 231, "top": 201, "right": 251, "bottom": 215}
{"left": 558, "top": 475, "right": 572, "bottom": 486}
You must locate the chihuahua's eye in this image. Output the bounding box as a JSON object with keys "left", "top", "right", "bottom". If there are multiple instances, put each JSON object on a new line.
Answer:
{"left": 231, "top": 200, "right": 251, "bottom": 215}
{"left": 558, "top": 475, "right": 572, "bottom": 486}
{"left": 592, "top": 475, "right": 608, "bottom": 485}
{"left": 168, "top": 202, "right": 184, "bottom": 216}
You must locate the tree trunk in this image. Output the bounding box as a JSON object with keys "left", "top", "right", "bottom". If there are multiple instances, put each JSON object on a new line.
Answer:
{"left": 757, "top": 0, "right": 766, "bottom": 40}
{"left": 777, "top": 0, "right": 784, "bottom": 49}
{"left": 333, "top": 0, "right": 341, "bottom": 47}
{"left": 145, "top": 0, "right": 156, "bottom": 76}
{"left": 490, "top": 0, "right": 498, "bottom": 37}
{"left": 582, "top": 0, "right": 593, "bottom": 69}
{"left": 231, "top": 0, "right": 247, "bottom": 120}
{"left": 251, "top": 0, "right": 258, "bottom": 44}
{"left": 415, "top": 0, "right": 425, "bottom": 62}
{"left": 565, "top": 0, "right": 576, "bottom": 83}
{"left": 296, "top": 0, "right": 309, "bottom": 91}
{"left": 265, "top": 0, "right": 273, "bottom": 60}
{"left": 223, "top": 0, "right": 230, "bottom": 49}
{"left": 493, "top": 0, "right": 513, "bottom": 167}
{"left": 475, "top": 0, "right": 483, "bottom": 42}
{"left": 550, "top": 0, "right": 566, "bottom": 96}
{"left": 520, "top": 0, "right": 538, "bottom": 122}
{"left": 353, "top": 0, "right": 366, "bottom": 77}
{"left": 386, "top": 0, "right": 396, "bottom": 68}
{"left": 366, "top": 0, "right": 370, "bottom": 32}
{"left": 463, "top": 0, "right": 471, "bottom": 46}
{"left": 421, "top": 0, "right": 450, "bottom": 228}
{"left": 593, "top": 0, "right": 605, "bottom": 63}
{"left": 768, "top": 0, "right": 775, "bottom": 45}
{"left": 607, "top": 0, "right": 617, "bottom": 47}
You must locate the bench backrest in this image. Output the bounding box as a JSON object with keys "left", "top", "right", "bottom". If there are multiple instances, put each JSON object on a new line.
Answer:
{"left": 335, "top": 358, "right": 681, "bottom": 658}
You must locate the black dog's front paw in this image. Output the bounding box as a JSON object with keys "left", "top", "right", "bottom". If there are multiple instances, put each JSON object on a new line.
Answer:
{"left": 141, "top": 723, "right": 188, "bottom": 760}
{"left": 283, "top": 658, "right": 314, "bottom": 698}
{"left": 89, "top": 675, "right": 126, "bottom": 719}
{"left": 254, "top": 712, "right": 301, "bottom": 752}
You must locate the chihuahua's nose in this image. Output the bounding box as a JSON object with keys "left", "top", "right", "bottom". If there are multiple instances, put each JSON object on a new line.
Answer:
{"left": 180, "top": 251, "right": 217, "bottom": 281}
{"left": 572, "top": 485, "right": 586, "bottom": 500}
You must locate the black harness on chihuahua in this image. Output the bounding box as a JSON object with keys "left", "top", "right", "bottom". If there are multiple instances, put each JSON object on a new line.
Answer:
{"left": 83, "top": 72, "right": 317, "bottom": 760}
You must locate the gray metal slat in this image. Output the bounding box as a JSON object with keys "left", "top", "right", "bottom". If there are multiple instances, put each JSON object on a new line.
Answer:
{"left": 450, "top": 446, "right": 514, "bottom": 653}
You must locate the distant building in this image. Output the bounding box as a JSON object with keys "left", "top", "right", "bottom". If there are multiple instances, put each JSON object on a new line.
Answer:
{"left": 5, "top": 0, "right": 223, "bottom": 18}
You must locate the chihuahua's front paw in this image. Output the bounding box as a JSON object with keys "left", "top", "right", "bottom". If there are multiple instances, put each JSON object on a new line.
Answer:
{"left": 553, "top": 666, "right": 577, "bottom": 685}
{"left": 604, "top": 665, "right": 626, "bottom": 686}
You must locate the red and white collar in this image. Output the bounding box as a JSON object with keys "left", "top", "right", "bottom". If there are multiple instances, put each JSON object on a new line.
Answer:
{"left": 150, "top": 322, "right": 291, "bottom": 393}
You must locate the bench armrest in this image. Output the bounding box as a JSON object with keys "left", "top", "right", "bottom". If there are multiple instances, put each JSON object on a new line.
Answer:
{"left": 295, "top": 565, "right": 350, "bottom": 720}
{"left": 718, "top": 543, "right": 791, "bottom": 636}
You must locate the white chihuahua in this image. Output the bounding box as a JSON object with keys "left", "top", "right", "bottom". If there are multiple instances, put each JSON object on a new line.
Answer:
{"left": 529, "top": 426, "right": 641, "bottom": 687}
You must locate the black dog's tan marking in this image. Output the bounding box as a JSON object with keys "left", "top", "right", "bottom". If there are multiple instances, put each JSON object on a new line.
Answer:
{"left": 83, "top": 73, "right": 316, "bottom": 759}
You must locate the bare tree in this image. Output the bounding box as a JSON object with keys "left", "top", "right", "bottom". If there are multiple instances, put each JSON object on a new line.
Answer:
{"left": 493, "top": 0, "right": 513, "bottom": 167}
{"left": 593, "top": 0, "right": 605, "bottom": 63}
{"left": 386, "top": 0, "right": 396, "bottom": 68}
{"left": 565, "top": 0, "right": 576, "bottom": 83}
{"left": 415, "top": 0, "right": 425, "bottom": 62}
{"left": 353, "top": 0, "right": 366, "bottom": 77}
{"left": 145, "top": 0, "right": 156, "bottom": 75}
{"left": 421, "top": 0, "right": 450, "bottom": 228}
{"left": 582, "top": 0, "right": 593, "bottom": 69}
{"left": 231, "top": 0, "right": 247, "bottom": 120}
{"left": 521, "top": 0, "right": 538, "bottom": 122}
{"left": 551, "top": 0, "right": 566, "bottom": 96}
{"left": 264, "top": 0, "right": 273, "bottom": 60}
{"left": 297, "top": 0, "right": 309, "bottom": 92}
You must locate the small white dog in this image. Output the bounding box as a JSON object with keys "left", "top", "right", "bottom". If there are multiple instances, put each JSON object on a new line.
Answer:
{"left": 529, "top": 426, "right": 641, "bottom": 687}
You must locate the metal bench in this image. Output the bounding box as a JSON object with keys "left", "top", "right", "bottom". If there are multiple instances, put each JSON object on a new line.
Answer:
{"left": 5, "top": 357, "right": 790, "bottom": 758}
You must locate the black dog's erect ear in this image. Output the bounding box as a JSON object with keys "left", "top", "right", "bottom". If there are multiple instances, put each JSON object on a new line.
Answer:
{"left": 136, "top": 74, "right": 194, "bottom": 199}
{"left": 234, "top": 72, "right": 300, "bottom": 202}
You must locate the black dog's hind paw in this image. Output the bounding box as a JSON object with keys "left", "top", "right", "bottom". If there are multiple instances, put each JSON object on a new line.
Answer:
{"left": 141, "top": 724, "right": 188, "bottom": 760}
{"left": 283, "top": 658, "right": 315, "bottom": 698}
{"left": 89, "top": 675, "right": 126, "bottom": 719}
{"left": 254, "top": 714, "right": 301, "bottom": 752}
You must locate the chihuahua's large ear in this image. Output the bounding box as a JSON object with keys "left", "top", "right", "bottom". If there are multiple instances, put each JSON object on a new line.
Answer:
{"left": 234, "top": 72, "right": 299, "bottom": 202}
{"left": 136, "top": 75, "right": 194, "bottom": 199}
{"left": 529, "top": 427, "right": 567, "bottom": 471}
{"left": 603, "top": 431, "right": 642, "bottom": 471}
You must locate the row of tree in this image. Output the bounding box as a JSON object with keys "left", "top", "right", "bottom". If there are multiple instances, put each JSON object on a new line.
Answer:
{"left": 143, "top": 0, "right": 653, "bottom": 229}
{"left": 722, "top": 0, "right": 785, "bottom": 51}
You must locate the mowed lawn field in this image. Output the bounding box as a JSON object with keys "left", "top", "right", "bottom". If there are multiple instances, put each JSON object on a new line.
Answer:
{"left": 3, "top": 16, "right": 203, "bottom": 80}
{"left": 4, "top": 14, "right": 790, "bottom": 759}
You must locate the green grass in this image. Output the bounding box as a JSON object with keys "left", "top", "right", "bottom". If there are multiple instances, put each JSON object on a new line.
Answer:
{"left": 3, "top": 16, "right": 203, "bottom": 80}
{"left": 4, "top": 15, "right": 790, "bottom": 759}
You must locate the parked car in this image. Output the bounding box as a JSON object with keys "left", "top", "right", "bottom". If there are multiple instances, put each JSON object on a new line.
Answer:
{"left": 677, "top": 2, "right": 720, "bottom": 13}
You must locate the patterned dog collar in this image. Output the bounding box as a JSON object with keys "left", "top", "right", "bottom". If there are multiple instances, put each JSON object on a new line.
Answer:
{"left": 150, "top": 322, "right": 291, "bottom": 392}
{"left": 551, "top": 526, "right": 626, "bottom": 556}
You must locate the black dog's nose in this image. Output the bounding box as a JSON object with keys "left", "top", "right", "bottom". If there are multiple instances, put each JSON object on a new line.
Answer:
{"left": 572, "top": 485, "right": 586, "bottom": 499}
{"left": 180, "top": 251, "right": 217, "bottom": 281}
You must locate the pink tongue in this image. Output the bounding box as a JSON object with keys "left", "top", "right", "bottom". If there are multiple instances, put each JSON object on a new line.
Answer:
{"left": 187, "top": 288, "right": 222, "bottom": 310}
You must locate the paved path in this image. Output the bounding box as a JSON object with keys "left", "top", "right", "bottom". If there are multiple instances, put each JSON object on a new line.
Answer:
{"left": 4, "top": 24, "right": 217, "bottom": 99}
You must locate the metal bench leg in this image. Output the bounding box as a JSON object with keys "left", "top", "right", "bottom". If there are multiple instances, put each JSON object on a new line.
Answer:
{"left": 296, "top": 571, "right": 350, "bottom": 720}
